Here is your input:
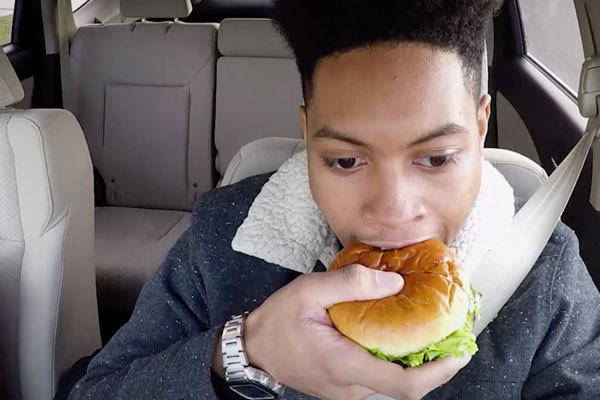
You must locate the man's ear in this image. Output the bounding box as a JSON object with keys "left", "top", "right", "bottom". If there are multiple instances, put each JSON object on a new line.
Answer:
{"left": 477, "top": 94, "right": 492, "bottom": 149}
{"left": 300, "top": 105, "right": 308, "bottom": 141}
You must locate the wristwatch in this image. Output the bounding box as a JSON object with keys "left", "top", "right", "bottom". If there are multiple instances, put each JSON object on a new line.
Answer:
{"left": 221, "top": 313, "right": 285, "bottom": 399}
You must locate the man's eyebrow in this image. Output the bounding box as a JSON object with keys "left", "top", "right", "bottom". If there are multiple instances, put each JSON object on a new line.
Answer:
{"left": 313, "top": 126, "right": 369, "bottom": 148}
{"left": 312, "top": 122, "right": 468, "bottom": 149}
{"left": 408, "top": 123, "right": 468, "bottom": 147}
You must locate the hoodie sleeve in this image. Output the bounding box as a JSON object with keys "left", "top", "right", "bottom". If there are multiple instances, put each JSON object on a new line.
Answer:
{"left": 522, "top": 230, "right": 600, "bottom": 399}
{"left": 69, "top": 197, "right": 223, "bottom": 400}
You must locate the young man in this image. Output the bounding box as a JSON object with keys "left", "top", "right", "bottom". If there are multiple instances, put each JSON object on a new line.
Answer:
{"left": 69, "top": 1, "right": 600, "bottom": 399}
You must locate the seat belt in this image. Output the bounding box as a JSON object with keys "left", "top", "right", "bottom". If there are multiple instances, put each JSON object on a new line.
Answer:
{"left": 473, "top": 126, "right": 597, "bottom": 334}
{"left": 56, "top": 0, "right": 76, "bottom": 111}
{"left": 472, "top": 0, "right": 600, "bottom": 335}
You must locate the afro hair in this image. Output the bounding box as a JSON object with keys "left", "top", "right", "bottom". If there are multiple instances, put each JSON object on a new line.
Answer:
{"left": 272, "top": 0, "right": 503, "bottom": 101}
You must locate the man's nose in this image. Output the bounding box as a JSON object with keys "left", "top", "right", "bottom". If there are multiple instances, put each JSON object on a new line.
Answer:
{"left": 362, "top": 170, "right": 426, "bottom": 228}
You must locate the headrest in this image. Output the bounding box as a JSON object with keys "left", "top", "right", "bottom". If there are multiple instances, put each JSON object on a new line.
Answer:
{"left": 217, "top": 19, "right": 487, "bottom": 94}
{"left": 120, "top": 0, "right": 193, "bottom": 19}
{"left": 218, "top": 18, "right": 294, "bottom": 58}
{"left": 0, "top": 50, "right": 24, "bottom": 108}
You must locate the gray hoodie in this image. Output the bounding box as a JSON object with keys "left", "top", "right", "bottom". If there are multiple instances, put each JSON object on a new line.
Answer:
{"left": 69, "top": 173, "right": 600, "bottom": 400}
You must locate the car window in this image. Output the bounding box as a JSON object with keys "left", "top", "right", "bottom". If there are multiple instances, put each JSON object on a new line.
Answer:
{"left": 519, "top": 0, "right": 585, "bottom": 94}
{"left": 0, "top": 0, "right": 13, "bottom": 46}
{"left": 0, "top": 0, "right": 89, "bottom": 47}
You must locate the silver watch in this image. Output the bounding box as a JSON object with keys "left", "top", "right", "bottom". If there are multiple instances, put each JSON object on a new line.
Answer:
{"left": 221, "top": 313, "right": 285, "bottom": 399}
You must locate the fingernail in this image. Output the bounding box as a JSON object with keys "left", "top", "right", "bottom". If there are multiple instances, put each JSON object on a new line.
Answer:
{"left": 376, "top": 271, "right": 403, "bottom": 290}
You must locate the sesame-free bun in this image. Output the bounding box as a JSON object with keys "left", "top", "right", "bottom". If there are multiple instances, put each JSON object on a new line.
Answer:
{"left": 327, "top": 239, "right": 470, "bottom": 357}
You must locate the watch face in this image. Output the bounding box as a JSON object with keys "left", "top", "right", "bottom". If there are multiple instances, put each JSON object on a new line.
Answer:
{"left": 230, "top": 383, "right": 276, "bottom": 400}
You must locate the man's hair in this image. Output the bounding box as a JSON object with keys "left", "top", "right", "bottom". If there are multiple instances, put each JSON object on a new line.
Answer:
{"left": 272, "top": 0, "right": 503, "bottom": 102}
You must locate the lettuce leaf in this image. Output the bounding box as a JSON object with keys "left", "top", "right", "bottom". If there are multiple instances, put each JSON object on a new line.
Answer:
{"left": 469, "top": 286, "right": 482, "bottom": 317}
{"left": 367, "top": 287, "right": 481, "bottom": 368}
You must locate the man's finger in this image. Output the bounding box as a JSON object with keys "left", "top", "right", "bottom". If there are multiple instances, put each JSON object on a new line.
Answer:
{"left": 401, "top": 355, "right": 471, "bottom": 396}
{"left": 305, "top": 264, "right": 404, "bottom": 308}
{"left": 345, "top": 347, "right": 470, "bottom": 400}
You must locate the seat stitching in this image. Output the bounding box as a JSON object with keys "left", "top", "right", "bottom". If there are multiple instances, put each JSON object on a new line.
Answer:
{"left": 156, "top": 213, "right": 188, "bottom": 242}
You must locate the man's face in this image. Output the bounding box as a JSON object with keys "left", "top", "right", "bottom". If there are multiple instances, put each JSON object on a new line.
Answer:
{"left": 302, "top": 43, "right": 491, "bottom": 249}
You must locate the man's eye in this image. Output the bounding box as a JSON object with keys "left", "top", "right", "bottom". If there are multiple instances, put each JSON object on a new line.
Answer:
{"left": 414, "top": 154, "right": 458, "bottom": 169}
{"left": 324, "top": 157, "right": 366, "bottom": 171}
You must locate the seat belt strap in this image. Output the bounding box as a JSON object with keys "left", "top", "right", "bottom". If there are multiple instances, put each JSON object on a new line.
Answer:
{"left": 473, "top": 126, "right": 597, "bottom": 334}
{"left": 473, "top": 0, "right": 600, "bottom": 335}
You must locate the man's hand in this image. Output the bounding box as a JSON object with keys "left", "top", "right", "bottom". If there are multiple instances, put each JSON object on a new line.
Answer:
{"left": 214, "top": 265, "right": 470, "bottom": 400}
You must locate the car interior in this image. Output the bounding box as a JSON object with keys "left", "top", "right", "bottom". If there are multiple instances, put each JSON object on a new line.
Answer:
{"left": 0, "top": 0, "right": 598, "bottom": 399}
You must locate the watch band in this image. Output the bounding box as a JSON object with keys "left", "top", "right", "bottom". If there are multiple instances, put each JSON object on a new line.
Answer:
{"left": 221, "top": 313, "right": 285, "bottom": 399}
{"left": 222, "top": 314, "right": 249, "bottom": 382}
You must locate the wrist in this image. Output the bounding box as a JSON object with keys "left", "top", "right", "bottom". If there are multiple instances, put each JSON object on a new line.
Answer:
{"left": 211, "top": 328, "right": 224, "bottom": 378}
{"left": 243, "top": 310, "right": 265, "bottom": 371}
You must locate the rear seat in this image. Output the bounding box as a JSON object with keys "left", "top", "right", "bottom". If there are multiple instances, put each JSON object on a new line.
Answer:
{"left": 214, "top": 18, "right": 303, "bottom": 180}
{"left": 69, "top": 0, "right": 217, "bottom": 322}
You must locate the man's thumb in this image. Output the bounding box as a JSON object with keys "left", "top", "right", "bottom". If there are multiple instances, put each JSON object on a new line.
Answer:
{"left": 313, "top": 264, "right": 404, "bottom": 308}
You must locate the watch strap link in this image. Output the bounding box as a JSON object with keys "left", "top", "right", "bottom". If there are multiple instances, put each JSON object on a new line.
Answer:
{"left": 221, "top": 313, "right": 285, "bottom": 399}
{"left": 222, "top": 314, "right": 249, "bottom": 382}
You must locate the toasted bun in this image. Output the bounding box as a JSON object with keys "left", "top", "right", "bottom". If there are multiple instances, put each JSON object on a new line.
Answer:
{"left": 327, "top": 239, "right": 470, "bottom": 357}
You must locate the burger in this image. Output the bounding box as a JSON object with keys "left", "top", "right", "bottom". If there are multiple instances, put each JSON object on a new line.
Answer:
{"left": 327, "top": 239, "right": 480, "bottom": 367}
